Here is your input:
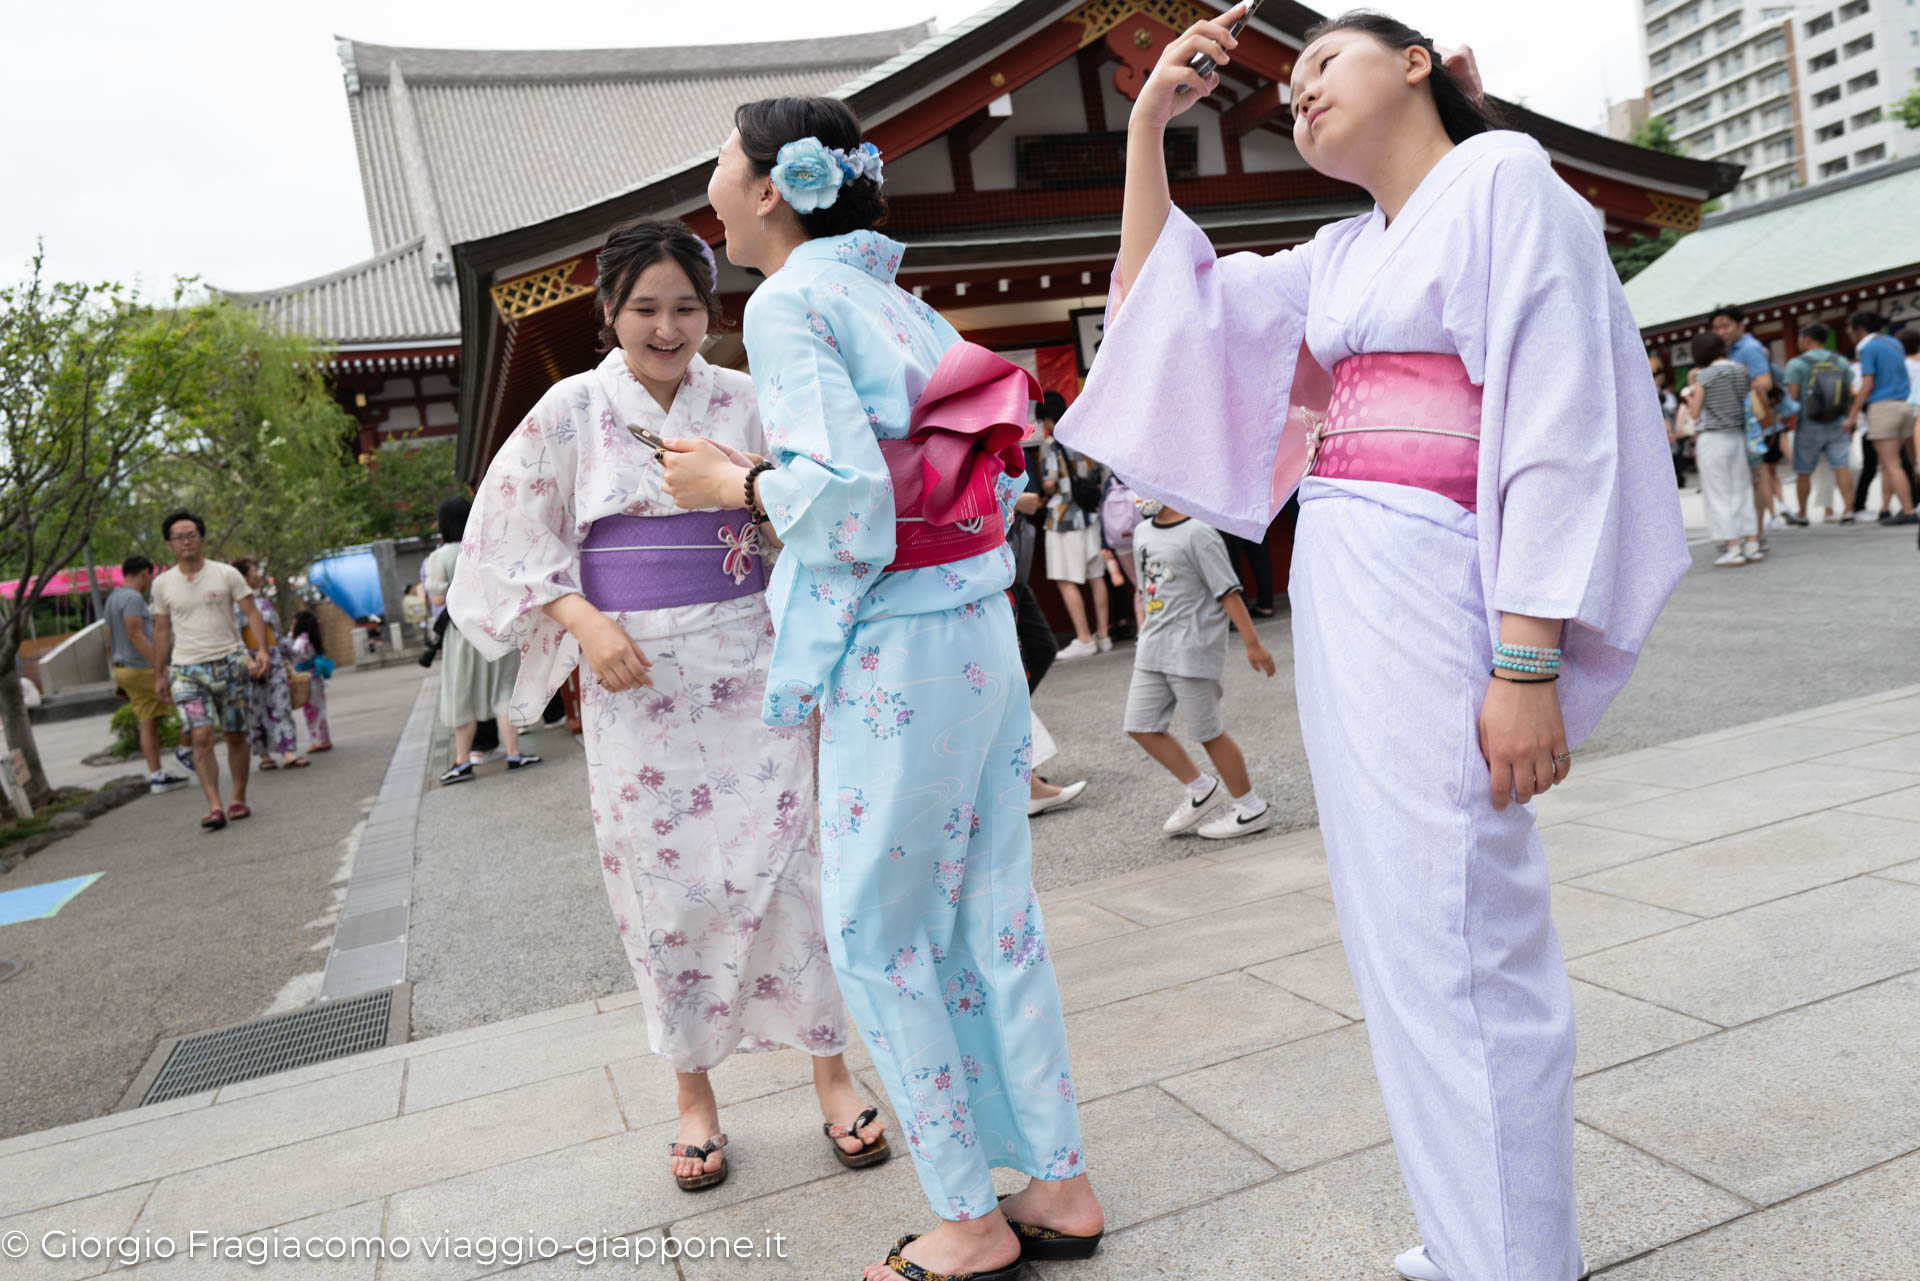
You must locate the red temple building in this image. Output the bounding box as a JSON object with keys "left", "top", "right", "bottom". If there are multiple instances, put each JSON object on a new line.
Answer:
{"left": 246, "top": 0, "right": 1740, "bottom": 594}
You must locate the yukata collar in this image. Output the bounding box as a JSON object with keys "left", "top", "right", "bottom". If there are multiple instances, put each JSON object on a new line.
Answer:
{"left": 785, "top": 230, "right": 908, "bottom": 285}
{"left": 595, "top": 348, "right": 715, "bottom": 437}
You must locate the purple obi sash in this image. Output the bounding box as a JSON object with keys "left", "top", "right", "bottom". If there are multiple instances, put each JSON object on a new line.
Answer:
{"left": 577, "top": 509, "right": 766, "bottom": 612}
{"left": 1304, "top": 352, "right": 1482, "bottom": 511}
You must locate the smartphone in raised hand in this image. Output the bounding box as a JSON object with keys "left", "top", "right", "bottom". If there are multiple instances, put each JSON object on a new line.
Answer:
{"left": 1176, "top": 0, "right": 1265, "bottom": 96}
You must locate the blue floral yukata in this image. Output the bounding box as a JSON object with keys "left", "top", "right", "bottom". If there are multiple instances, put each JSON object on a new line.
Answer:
{"left": 750, "top": 231, "right": 1087, "bottom": 1221}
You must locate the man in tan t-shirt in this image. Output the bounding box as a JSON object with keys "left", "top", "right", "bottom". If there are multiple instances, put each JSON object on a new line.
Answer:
{"left": 151, "top": 509, "right": 272, "bottom": 832}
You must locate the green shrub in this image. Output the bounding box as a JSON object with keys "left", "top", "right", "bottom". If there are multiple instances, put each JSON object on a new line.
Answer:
{"left": 111, "top": 703, "right": 182, "bottom": 754}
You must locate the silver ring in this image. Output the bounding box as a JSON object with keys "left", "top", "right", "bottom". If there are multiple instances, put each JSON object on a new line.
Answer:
{"left": 1553, "top": 752, "right": 1572, "bottom": 765}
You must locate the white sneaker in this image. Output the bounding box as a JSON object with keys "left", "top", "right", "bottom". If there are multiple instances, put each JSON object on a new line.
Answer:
{"left": 1056, "top": 638, "right": 1098, "bottom": 662}
{"left": 1162, "top": 780, "right": 1221, "bottom": 833}
{"left": 149, "top": 773, "right": 189, "bottom": 794}
{"left": 1742, "top": 537, "right": 1764, "bottom": 562}
{"left": 1713, "top": 549, "right": 1747, "bottom": 567}
{"left": 1199, "top": 802, "right": 1273, "bottom": 840}
{"left": 1028, "top": 778, "right": 1087, "bottom": 816}
{"left": 1095, "top": 635, "right": 1113, "bottom": 653}
{"left": 1394, "top": 1246, "right": 1449, "bottom": 1281}
{"left": 1394, "top": 1244, "right": 1589, "bottom": 1281}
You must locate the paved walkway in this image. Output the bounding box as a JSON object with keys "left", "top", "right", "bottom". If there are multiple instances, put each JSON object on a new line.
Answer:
{"left": 2, "top": 684, "right": 1917, "bottom": 1279}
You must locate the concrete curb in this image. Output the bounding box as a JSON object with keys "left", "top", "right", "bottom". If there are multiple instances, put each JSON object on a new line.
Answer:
{"left": 318, "top": 672, "right": 437, "bottom": 1003}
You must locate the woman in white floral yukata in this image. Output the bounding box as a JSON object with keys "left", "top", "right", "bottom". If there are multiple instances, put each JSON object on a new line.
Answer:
{"left": 446, "top": 218, "right": 886, "bottom": 1193}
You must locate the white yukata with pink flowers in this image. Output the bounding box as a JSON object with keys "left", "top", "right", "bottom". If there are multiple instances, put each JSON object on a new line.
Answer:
{"left": 447, "top": 350, "right": 846, "bottom": 1073}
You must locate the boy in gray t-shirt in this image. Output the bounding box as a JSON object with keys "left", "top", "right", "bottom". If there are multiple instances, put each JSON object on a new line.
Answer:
{"left": 1125, "top": 504, "right": 1277, "bottom": 840}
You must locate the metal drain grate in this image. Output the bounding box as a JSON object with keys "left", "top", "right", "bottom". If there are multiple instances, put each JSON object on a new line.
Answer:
{"left": 132, "top": 985, "right": 407, "bottom": 1106}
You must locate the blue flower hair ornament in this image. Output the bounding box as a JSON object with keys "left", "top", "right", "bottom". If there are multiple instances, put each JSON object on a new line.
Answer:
{"left": 770, "top": 138, "right": 885, "bottom": 213}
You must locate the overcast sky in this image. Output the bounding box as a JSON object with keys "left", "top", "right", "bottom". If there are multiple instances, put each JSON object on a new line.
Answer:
{"left": 3, "top": 1, "right": 1646, "bottom": 297}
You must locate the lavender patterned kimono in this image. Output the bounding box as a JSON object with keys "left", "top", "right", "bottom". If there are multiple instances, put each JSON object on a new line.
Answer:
{"left": 447, "top": 351, "right": 845, "bottom": 1073}
{"left": 1061, "top": 132, "right": 1688, "bottom": 1281}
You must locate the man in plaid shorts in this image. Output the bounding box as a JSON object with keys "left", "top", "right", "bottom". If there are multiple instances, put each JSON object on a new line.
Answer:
{"left": 151, "top": 510, "right": 273, "bottom": 831}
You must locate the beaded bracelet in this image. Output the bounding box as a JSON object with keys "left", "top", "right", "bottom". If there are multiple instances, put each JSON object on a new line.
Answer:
{"left": 1494, "top": 642, "right": 1562, "bottom": 663}
{"left": 744, "top": 460, "right": 776, "bottom": 523}
{"left": 1493, "top": 659, "right": 1558, "bottom": 676}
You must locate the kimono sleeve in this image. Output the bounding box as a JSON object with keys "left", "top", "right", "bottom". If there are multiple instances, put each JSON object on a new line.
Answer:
{"left": 446, "top": 391, "right": 587, "bottom": 713}
{"left": 1056, "top": 204, "right": 1318, "bottom": 540}
{"left": 1468, "top": 149, "right": 1688, "bottom": 653}
{"left": 746, "top": 283, "right": 896, "bottom": 573}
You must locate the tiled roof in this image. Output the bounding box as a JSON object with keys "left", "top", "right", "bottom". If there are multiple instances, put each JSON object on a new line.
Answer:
{"left": 222, "top": 238, "right": 458, "bottom": 346}
{"left": 1624, "top": 155, "right": 1920, "bottom": 333}
{"left": 339, "top": 25, "right": 936, "bottom": 252}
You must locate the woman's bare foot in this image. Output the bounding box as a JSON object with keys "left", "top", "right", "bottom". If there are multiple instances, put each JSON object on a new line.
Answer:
{"left": 1030, "top": 776, "right": 1063, "bottom": 801}
{"left": 812, "top": 1053, "right": 885, "bottom": 1156}
{"left": 996, "top": 1173, "right": 1104, "bottom": 1238}
{"left": 671, "top": 1072, "right": 724, "bottom": 1182}
{"left": 862, "top": 1215, "right": 1020, "bottom": 1281}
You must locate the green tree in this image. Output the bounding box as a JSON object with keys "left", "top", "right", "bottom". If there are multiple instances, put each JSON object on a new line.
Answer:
{"left": 351, "top": 432, "right": 459, "bottom": 542}
{"left": 1893, "top": 88, "right": 1920, "bottom": 130}
{"left": 1629, "top": 115, "right": 1683, "bottom": 156}
{"left": 108, "top": 301, "right": 363, "bottom": 623}
{"left": 0, "top": 248, "right": 197, "bottom": 809}
{"left": 1611, "top": 227, "right": 1685, "bottom": 284}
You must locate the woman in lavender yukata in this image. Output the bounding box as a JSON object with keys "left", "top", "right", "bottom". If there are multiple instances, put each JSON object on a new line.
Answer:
{"left": 1060, "top": 9, "right": 1688, "bottom": 1281}
{"left": 447, "top": 219, "right": 888, "bottom": 1194}
{"left": 232, "top": 559, "right": 307, "bottom": 771}
{"left": 661, "top": 97, "right": 1102, "bottom": 1281}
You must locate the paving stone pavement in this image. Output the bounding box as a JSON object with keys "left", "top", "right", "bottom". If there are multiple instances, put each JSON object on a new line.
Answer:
{"left": 2, "top": 684, "right": 1917, "bottom": 1279}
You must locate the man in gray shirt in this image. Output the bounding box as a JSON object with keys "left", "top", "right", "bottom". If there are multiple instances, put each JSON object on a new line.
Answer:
{"left": 1124, "top": 504, "right": 1276, "bottom": 841}
{"left": 105, "top": 555, "right": 186, "bottom": 792}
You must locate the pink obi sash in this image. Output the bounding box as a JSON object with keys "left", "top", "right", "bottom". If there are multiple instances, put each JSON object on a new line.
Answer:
{"left": 576, "top": 509, "right": 765, "bottom": 612}
{"left": 878, "top": 342, "right": 1039, "bottom": 572}
{"left": 1304, "top": 352, "right": 1482, "bottom": 511}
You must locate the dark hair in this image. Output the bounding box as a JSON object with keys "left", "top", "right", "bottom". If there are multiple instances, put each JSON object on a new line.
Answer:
{"left": 1801, "top": 322, "right": 1831, "bottom": 345}
{"left": 1900, "top": 328, "right": 1920, "bottom": 357}
{"left": 1691, "top": 331, "right": 1727, "bottom": 365}
{"left": 734, "top": 97, "right": 888, "bottom": 239}
{"left": 160, "top": 509, "right": 205, "bottom": 542}
{"left": 1038, "top": 390, "right": 1069, "bottom": 424}
{"left": 595, "top": 219, "right": 724, "bottom": 353}
{"left": 1709, "top": 303, "right": 1746, "bottom": 326}
{"left": 1301, "top": 11, "right": 1503, "bottom": 143}
{"left": 292, "top": 609, "right": 324, "bottom": 657}
{"left": 121, "top": 555, "right": 154, "bottom": 577}
{"left": 1850, "top": 310, "right": 1887, "bottom": 333}
{"left": 437, "top": 497, "right": 472, "bottom": 544}
{"left": 232, "top": 557, "right": 258, "bottom": 578}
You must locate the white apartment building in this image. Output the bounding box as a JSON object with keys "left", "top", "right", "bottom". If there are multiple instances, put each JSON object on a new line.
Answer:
{"left": 1794, "top": 0, "right": 1920, "bottom": 183}
{"left": 1641, "top": 0, "right": 1920, "bottom": 206}
{"left": 1643, "top": 0, "right": 1805, "bottom": 208}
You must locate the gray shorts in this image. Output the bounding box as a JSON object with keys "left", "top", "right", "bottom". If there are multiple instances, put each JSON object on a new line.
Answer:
{"left": 1124, "top": 666, "right": 1225, "bottom": 742}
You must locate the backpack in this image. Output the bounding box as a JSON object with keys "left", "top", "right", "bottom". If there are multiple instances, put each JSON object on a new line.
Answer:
{"left": 1100, "top": 479, "right": 1143, "bottom": 549}
{"left": 1800, "top": 351, "right": 1846, "bottom": 422}
{"left": 1052, "top": 442, "right": 1103, "bottom": 515}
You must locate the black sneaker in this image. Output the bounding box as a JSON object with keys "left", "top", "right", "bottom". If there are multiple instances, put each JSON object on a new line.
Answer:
{"left": 1878, "top": 512, "right": 1895, "bottom": 525}
{"left": 506, "top": 753, "right": 543, "bottom": 771}
{"left": 1889, "top": 513, "right": 1919, "bottom": 526}
{"left": 439, "top": 763, "right": 475, "bottom": 786}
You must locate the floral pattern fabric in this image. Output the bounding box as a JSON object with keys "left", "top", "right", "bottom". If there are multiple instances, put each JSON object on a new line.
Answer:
{"left": 447, "top": 351, "right": 845, "bottom": 1072}
{"left": 237, "top": 596, "right": 299, "bottom": 758}
{"left": 746, "top": 230, "right": 1085, "bottom": 1220}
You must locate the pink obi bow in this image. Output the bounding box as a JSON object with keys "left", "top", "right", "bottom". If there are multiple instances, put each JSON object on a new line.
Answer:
{"left": 880, "top": 341, "right": 1038, "bottom": 527}
{"left": 719, "top": 520, "right": 761, "bottom": 586}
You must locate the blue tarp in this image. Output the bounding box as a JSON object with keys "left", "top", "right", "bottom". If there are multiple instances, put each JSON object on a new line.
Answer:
{"left": 308, "top": 549, "right": 385, "bottom": 619}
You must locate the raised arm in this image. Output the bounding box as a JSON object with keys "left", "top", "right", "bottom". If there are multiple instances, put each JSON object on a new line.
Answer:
{"left": 1120, "top": 5, "right": 1246, "bottom": 296}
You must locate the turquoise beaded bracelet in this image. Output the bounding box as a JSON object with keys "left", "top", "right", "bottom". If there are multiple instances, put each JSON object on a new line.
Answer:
{"left": 1494, "top": 642, "right": 1562, "bottom": 662}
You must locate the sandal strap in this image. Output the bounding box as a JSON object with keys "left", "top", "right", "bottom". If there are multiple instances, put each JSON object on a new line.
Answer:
{"left": 667, "top": 1133, "right": 728, "bottom": 1158}
{"left": 825, "top": 1104, "right": 882, "bottom": 1139}
{"left": 886, "top": 1233, "right": 1007, "bottom": 1281}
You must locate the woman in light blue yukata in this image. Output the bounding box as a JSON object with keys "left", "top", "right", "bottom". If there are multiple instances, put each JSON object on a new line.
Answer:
{"left": 659, "top": 96, "right": 1103, "bottom": 1281}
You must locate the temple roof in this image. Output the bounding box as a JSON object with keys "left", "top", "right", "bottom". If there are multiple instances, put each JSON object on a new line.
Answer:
{"left": 337, "top": 24, "right": 936, "bottom": 254}
{"left": 223, "top": 238, "right": 457, "bottom": 347}
{"left": 1624, "top": 154, "right": 1920, "bottom": 335}
{"left": 234, "top": 22, "right": 934, "bottom": 346}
